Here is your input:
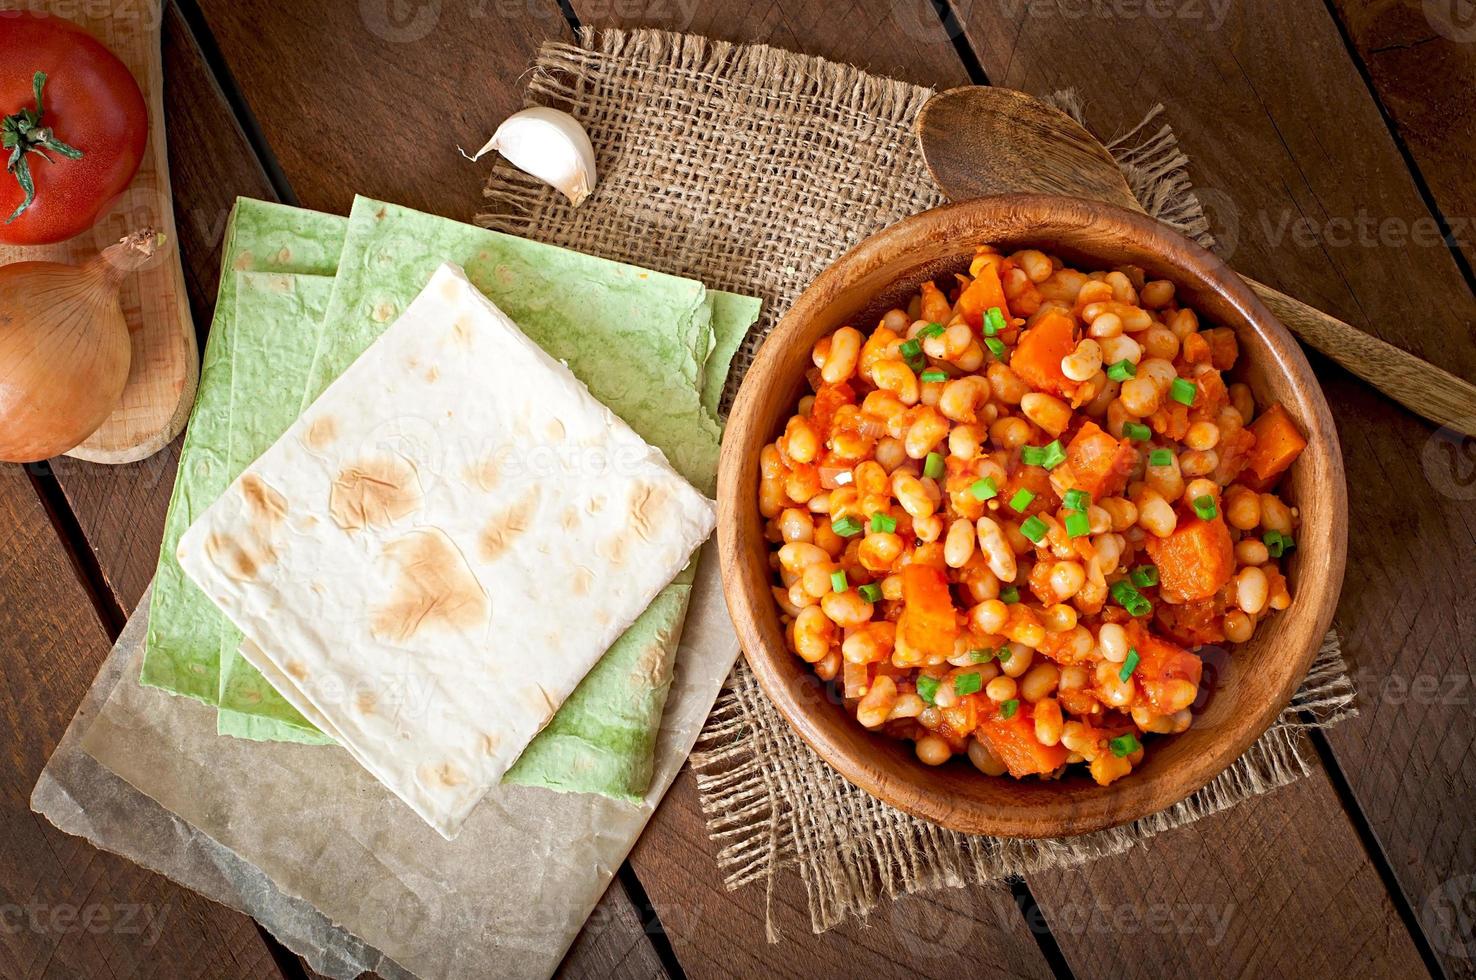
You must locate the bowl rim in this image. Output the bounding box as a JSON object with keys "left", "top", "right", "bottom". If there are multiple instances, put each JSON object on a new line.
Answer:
{"left": 717, "top": 193, "right": 1347, "bottom": 838}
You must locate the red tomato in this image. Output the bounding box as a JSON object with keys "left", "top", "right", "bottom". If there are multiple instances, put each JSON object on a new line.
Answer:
{"left": 0, "top": 13, "right": 148, "bottom": 245}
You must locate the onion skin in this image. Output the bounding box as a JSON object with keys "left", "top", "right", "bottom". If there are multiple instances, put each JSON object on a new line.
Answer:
{"left": 0, "top": 230, "right": 156, "bottom": 461}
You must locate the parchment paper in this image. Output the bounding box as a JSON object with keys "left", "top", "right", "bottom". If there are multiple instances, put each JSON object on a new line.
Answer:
{"left": 33, "top": 543, "right": 735, "bottom": 979}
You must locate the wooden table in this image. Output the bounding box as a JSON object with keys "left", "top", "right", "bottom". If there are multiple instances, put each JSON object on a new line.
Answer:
{"left": 3, "top": 1, "right": 1474, "bottom": 977}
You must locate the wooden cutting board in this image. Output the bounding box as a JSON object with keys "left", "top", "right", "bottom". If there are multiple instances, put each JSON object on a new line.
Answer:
{"left": 0, "top": 1, "right": 196, "bottom": 464}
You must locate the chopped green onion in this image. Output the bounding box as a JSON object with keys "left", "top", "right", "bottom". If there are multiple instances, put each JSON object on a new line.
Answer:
{"left": 953, "top": 671, "right": 983, "bottom": 696}
{"left": 1000, "top": 698, "right": 1019, "bottom": 719}
{"left": 1106, "top": 359, "right": 1137, "bottom": 382}
{"left": 916, "top": 675, "right": 940, "bottom": 705}
{"left": 997, "top": 646, "right": 1013, "bottom": 662}
{"left": 871, "top": 512, "right": 897, "bottom": 533}
{"left": 858, "top": 583, "right": 883, "bottom": 603}
{"left": 1000, "top": 586, "right": 1020, "bottom": 604}
{"left": 919, "top": 322, "right": 946, "bottom": 338}
{"left": 1122, "top": 421, "right": 1152, "bottom": 442}
{"left": 1022, "top": 440, "right": 1066, "bottom": 470}
{"left": 899, "top": 337, "right": 922, "bottom": 359}
{"left": 985, "top": 336, "right": 1007, "bottom": 358}
{"left": 831, "top": 515, "right": 863, "bottom": 537}
{"left": 1008, "top": 488, "right": 1036, "bottom": 513}
{"left": 919, "top": 368, "right": 949, "bottom": 383}
{"left": 1109, "top": 732, "right": 1140, "bottom": 758}
{"left": 968, "top": 648, "right": 995, "bottom": 664}
{"left": 1170, "top": 377, "right": 1198, "bottom": 406}
{"left": 1110, "top": 579, "right": 1152, "bottom": 617}
{"left": 1020, "top": 515, "right": 1049, "bottom": 543}
{"left": 984, "top": 307, "right": 1007, "bottom": 337}
{"left": 1264, "top": 529, "right": 1296, "bottom": 558}
{"left": 1192, "top": 494, "right": 1218, "bottom": 520}
{"left": 1064, "top": 511, "right": 1091, "bottom": 538}
{"left": 1063, "top": 488, "right": 1091, "bottom": 512}
{"left": 1148, "top": 448, "right": 1173, "bottom": 467}
{"left": 924, "top": 451, "right": 945, "bottom": 479}
{"left": 830, "top": 569, "right": 849, "bottom": 593}
{"left": 1119, "top": 648, "right": 1140, "bottom": 682}
{"left": 969, "top": 477, "right": 999, "bottom": 501}
{"left": 1130, "top": 565, "right": 1159, "bottom": 588}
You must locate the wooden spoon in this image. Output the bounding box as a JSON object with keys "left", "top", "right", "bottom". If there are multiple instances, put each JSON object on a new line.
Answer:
{"left": 917, "top": 86, "right": 1476, "bottom": 436}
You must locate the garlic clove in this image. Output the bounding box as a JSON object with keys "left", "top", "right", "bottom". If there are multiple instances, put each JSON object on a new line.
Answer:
{"left": 466, "top": 107, "right": 597, "bottom": 207}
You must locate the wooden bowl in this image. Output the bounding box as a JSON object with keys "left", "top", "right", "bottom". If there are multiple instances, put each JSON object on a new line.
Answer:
{"left": 718, "top": 194, "right": 1346, "bottom": 838}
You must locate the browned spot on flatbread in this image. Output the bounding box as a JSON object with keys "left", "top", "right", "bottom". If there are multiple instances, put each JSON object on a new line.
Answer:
{"left": 330, "top": 456, "right": 424, "bottom": 531}
{"left": 305, "top": 414, "right": 339, "bottom": 450}
{"left": 545, "top": 418, "right": 566, "bottom": 442}
{"left": 628, "top": 484, "right": 671, "bottom": 543}
{"left": 585, "top": 495, "right": 606, "bottom": 516}
{"left": 464, "top": 456, "right": 500, "bottom": 492}
{"left": 240, "top": 474, "right": 288, "bottom": 526}
{"left": 205, "top": 531, "right": 276, "bottom": 582}
{"left": 371, "top": 528, "right": 490, "bottom": 644}
{"left": 233, "top": 251, "right": 254, "bottom": 271}
{"left": 477, "top": 732, "right": 501, "bottom": 756}
{"left": 285, "top": 660, "right": 309, "bottom": 682}
{"left": 561, "top": 506, "right": 581, "bottom": 532}
{"left": 599, "top": 531, "right": 631, "bottom": 566}
{"left": 372, "top": 301, "right": 396, "bottom": 323}
{"left": 594, "top": 609, "right": 611, "bottom": 626}
{"left": 418, "top": 762, "right": 468, "bottom": 790}
{"left": 520, "top": 684, "right": 558, "bottom": 726}
{"left": 452, "top": 315, "right": 475, "bottom": 347}
{"left": 425, "top": 365, "right": 440, "bottom": 383}
{"left": 478, "top": 491, "right": 539, "bottom": 562}
{"left": 355, "top": 690, "right": 378, "bottom": 715}
{"left": 572, "top": 566, "right": 594, "bottom": 596}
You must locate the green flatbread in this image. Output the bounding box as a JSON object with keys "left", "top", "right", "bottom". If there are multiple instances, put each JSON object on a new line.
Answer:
{"left": 215, "top": 272, "right": 338, "bottom": 744}
{"left": 141, "top": 200, "right": 347, "bottom": 703}
{"left": 302, "top": 197, "right": 758, "bottom": 799}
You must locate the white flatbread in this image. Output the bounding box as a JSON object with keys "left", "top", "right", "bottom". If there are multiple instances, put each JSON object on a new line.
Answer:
{"left": 177, "top": 263, "right": 716, "bottom": 839}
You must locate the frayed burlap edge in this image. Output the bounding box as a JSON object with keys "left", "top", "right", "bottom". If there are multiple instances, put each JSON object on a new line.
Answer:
{"left": 472, "top": 27, "right": 1359, "bottom": 939}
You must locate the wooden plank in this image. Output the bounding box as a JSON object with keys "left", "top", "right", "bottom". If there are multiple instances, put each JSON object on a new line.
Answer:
{"left": 1330, "top": 0, "right": 1476, "bottom": 274}
{"left": 556, "top": 876, "right": 670, "bottom": 980}
{"left": 193, "top": 0, "right": 574, "bottom": 217}
{"left": 628, "top": 770, "right": 1054, "bottom": 980}
{"left": 951, "top": 0, "right": 1476, "bottom": 973}
{"left": 49, "top": 1, "right": 278, "bottom": 613}
{"left": 1030, "top": 760, "right": 1424, "bottom": 977}
{"left": 568, "top": 0, "right": 972, "bottom": 88}
{"left": 0, "top": 465, "right": 282, "bottom": 980}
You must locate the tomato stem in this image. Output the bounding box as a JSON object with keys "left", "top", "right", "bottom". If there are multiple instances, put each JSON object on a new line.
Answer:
{"left": 3, "top": 72, "right": 85, "bottom": 224}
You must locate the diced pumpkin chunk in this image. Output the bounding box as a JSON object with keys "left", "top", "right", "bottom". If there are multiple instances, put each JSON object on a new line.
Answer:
{"left": 1242, "top": 403, "right": 1307, "bottom": 490}
{"left": 979, "top": 708, "right": 1069, "bottom": 778}
{"left": 1063, "top": 421, "right": 1138, "bottom": 498}
{"left": 1127, "top": 623, "right": 1204, "bottom": 714}
{"left": 1009, "top": 308, "right": 1078, "bottom": 398}
{"left": 1144, "top": 512, "right": 1235, "bottom": 603}
{"left": 898, "top": 564, "right": 957, "bottom": 660}
{"left": 954, "top": 262, "right": 1010, "bottom": 329}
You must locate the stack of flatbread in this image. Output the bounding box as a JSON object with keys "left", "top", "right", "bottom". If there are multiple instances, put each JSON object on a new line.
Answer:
{"left": 177, "top": 263, "right": 716, "bottom": 838}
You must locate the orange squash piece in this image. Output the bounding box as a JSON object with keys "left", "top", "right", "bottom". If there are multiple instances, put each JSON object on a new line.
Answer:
{"left": 1144, "top": 511, "right": 1235, "bottom": 603}
{"left": 1126, "top": 623, "right": 1204, "bottom": 714}
{"left": 979, "top": 708, "right": 1070, "bottom": 778}
{"left": 1202, "top": 327, "right": 1239, "bottom": 370}
{"left": 898, "top": 564, "right": 957, "bottom": 660}
{"left": 807, "top": 381, "right": 854, "bottom": 440}
{"left": 1241, "top": 403, "right": 1307, "bottom": 490}
{"left": 1063, "top": 421, "right": 1138, "bottom": 499}
{"left": 1009, "top": 308, "right": 1078, "bottom": 398}
{"left": 954, "top": 262, "right": 1010, "bottom": 329}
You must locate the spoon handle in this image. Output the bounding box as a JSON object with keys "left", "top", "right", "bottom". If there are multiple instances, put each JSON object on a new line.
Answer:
{"left": 1247, "top": 278, "right": 1476, "bottom": 436}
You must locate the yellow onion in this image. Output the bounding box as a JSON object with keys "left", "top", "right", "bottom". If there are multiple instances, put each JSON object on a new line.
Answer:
{"left": 0, "top": 229, "right": 158, "bottom": 462}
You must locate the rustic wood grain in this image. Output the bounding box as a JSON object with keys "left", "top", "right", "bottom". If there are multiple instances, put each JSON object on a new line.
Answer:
{"left": 1029, "top": 759, "right": 1427, "bottom": 977}
{"left": 556, "top": 876, "right": 670, "bottom": 980}
{"left": 0, "top": 1, "right": 199, "bottom": 465}
{"left": 0, "top": 464, "right": 282, "bottom": 980}
{"left": 567, "top": 0, "right": 972, "bottom": 88}
{"left": 193, "top": 0, "right": 572, "bottom": 218}
{"left": 1330, "top": 0, "right": 1476, "bottom": 275}
{"left": 629, "top": 769, "right": 1055, "bottom": 980}
{"left": 719, "top": 193, "right": 1346, "bottom": 837}
{"left": 951, "top": 0, "right": 1476, "bottom": 973}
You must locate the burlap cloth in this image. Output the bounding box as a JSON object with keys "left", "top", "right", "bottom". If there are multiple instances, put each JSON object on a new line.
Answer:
{"left": 479, "top": 28, "right": 1358, "bottom": 936}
